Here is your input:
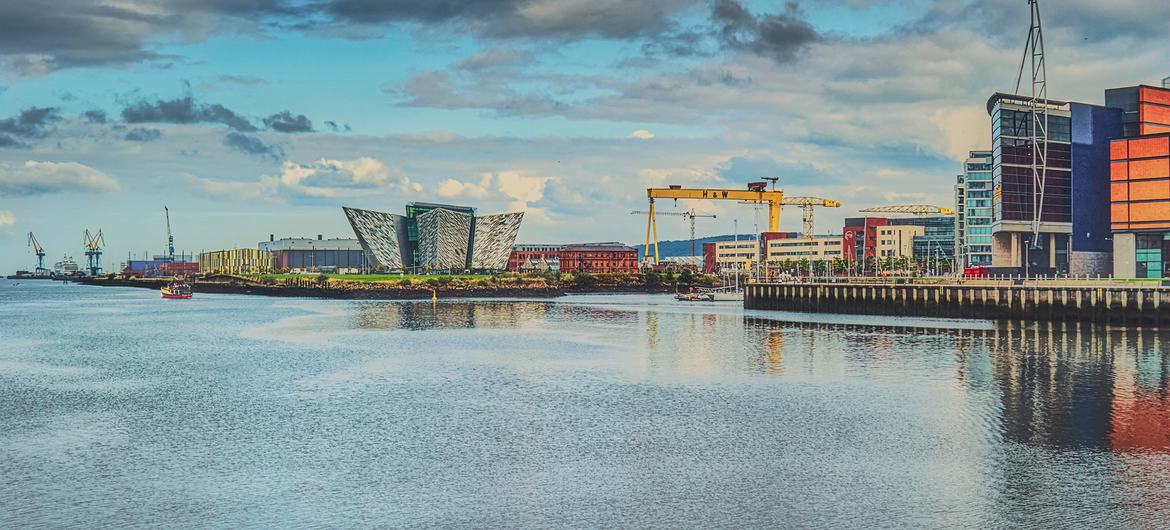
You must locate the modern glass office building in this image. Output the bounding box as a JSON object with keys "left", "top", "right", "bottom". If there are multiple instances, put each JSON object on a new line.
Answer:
{"left": 955, "top": 150, "right": 993, "bottom": 268}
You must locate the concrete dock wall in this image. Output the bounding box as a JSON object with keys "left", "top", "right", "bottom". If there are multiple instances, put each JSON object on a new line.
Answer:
{"left": 745, "top": 282, "right": 1170, "bottom": 324}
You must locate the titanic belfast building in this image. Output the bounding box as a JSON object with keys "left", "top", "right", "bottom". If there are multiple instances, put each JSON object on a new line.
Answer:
{"left": 343, "top": 203, "right": 523, "bottom": 272}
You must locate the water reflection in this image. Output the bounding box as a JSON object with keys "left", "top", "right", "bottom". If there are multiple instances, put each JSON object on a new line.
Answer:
{"left": 352, "top": 300, "right": 555, "bottom": 330}
{"left": 746, "top": 318, "right": 1170, "bottom": 454}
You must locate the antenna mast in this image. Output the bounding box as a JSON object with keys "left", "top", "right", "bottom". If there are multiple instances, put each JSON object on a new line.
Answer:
{"left": 1014, "top": 0, "right": 1048, "bottom": 250}
{"left": 165, "top": 206, "right": 175, "bottom": 260}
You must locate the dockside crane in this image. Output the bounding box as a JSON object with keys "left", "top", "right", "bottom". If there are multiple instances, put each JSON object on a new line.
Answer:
{"left": 630, "top": 209, "right": 717, "bottom": 257}
{"left": 860, "top": 205, "right": 956, "bottom": 216}
{"left": 781, "top": 197, "right": 841, "bottom": 238}
{"left": 27, "top": 232, "right": 46, "bottom": 275}
{"left": 644, "top": 183, "right": 784, "bottom": 265}
{"left": 165, "top": 206, "right": 175, "bottom": 261}
{"left": 83, "top": 229, "right": 106, "bottom": 276}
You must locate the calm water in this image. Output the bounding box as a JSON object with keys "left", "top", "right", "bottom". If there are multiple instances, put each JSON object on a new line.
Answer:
{"left": 2, "top": 279, "right": 1169, "bottom": 528}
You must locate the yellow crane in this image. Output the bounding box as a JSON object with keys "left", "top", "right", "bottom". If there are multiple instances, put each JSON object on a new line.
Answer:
{"left": 629, "top": 209, "right": 716, "bottom": 257}
{"left": 859, "top": 205, "right": 956, "bottom": 216}
{"left": 645, "top": 183, "right": 784, "bottom": 265}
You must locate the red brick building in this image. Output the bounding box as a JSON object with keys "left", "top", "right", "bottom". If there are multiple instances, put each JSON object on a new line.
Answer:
{"left": 560, "top": 243, "right": 638, "bottom": 273}
{"left": 507, "top": 244, "right": 563, "bottom": 272}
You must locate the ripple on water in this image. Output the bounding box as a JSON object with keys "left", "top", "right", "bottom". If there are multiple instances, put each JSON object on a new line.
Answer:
{"left": 1, "top": 284, "right": 1169, "bottom": 528}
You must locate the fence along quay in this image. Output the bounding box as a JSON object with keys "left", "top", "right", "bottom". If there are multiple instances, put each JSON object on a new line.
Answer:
{"left": 744, "top": 281, "right": 1170, "bottom": 325}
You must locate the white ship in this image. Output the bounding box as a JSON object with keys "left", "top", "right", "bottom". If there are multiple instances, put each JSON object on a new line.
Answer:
{"left": 54, "top": 256, "right": 80, "bottom": 275}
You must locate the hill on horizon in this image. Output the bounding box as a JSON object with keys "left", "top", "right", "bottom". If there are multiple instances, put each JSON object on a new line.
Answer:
{"left": 634, "top": 234, "right": 758, "bottom": 259}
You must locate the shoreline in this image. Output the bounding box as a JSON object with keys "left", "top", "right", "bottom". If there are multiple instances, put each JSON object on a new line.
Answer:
{"left": 74, "top": 276, "right": 689, "bottom": 300}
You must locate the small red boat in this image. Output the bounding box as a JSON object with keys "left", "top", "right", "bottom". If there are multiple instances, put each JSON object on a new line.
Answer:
{"left": 161, "top": 280, "right": 193, "bottom": 299}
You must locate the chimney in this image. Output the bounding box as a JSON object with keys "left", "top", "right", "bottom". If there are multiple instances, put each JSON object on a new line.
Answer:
{"left": 317, "top": 234, "right": 323, "bottom": 240}
{"left": 1163, "top": 76, "right": 1170, "bottom": 89}
{"left": 269, "top": 234, "right": 274, "bottom": 242}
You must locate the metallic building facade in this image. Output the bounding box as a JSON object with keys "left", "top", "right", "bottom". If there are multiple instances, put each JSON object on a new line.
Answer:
{"left": 471, "top": 212, "right": 524, "bottom": 270}
{"left": 343, "top": 207, "right": 410, "bottom": 270}
{"left": 344, "top": 204, "right": 523, "bottom": 272}
{"left": 416, "top": 208, "right": 473, "bottom": 270}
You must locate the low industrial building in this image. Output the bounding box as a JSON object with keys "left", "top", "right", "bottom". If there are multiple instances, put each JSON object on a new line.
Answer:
{"left": 704, "top": 240, "right": 760, "bottom": 274}
{"left": 508, "top": 244, "right": 562, "bottom": 272}
{"left": 344, "top": 203, "right": 523, "bottom": 272}
{"left": 123, "top": 254, "right": 198, "bottom": 277}
{"left": 764, "top": 234, "right": 843, "bottom": 261}
{"left": 198, "top": 248, "right": 274, "bottom": 275}
{"left": 259, "top": 235, "right": 367, "bottom": 273}
{"left": 560, "top": 243, "right": 639, "bottom": 273}
{"left": 875, "top": 225, "right": 923, "bottom": 258}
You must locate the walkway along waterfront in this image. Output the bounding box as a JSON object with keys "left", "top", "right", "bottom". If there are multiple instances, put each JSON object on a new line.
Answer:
{"left": 745, "top": 282, "right": 1170, "bottom": 324}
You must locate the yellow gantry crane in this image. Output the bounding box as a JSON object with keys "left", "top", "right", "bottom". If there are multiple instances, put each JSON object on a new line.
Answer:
{"left": 630, "top": 209, "right": 717, "bottom": 257}
{"left": 860, "top": 205, "right": 955, "bottom": 216}
{"left": 782, "top": 197, "right": 841, "bottom": 238}
{"left": 645, "top": 183, "right": 784, "bottom": 265}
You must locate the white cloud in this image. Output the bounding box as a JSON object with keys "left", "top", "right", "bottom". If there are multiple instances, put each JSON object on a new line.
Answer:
{"left": 437, "top": 174, "right": 493, "bottom": 199}
{"left": 0, "top": 161, "right": 120, "bottom": 196}
{"left": 629, "top": 129, "right": 655, "bottom": 139}
{"left": 0, "top": 210, "right": 14, "bottom": 227}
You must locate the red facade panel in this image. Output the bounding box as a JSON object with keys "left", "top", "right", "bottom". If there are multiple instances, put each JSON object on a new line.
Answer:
{"left": 1110, "top": 139, "right": 1128, "bottom": 161}
{"left": 1129, "top": 137, "right": 1169, "bottom": 159}
{"left": 1110, "top": 182, "right": 1129, "bottom": 202}
{"left": 1111, "top": 161, "right": 1129, "bottom": 181}
{"left": 1130, "top": 157, "right": 1170, "bottom": 180}
{"left": 1140, "top": 86, "right": 1170, "bottom": 106}
{"left": 1129, "top": 178, "right": 1170, "bottom": 201}
{"left": 1142, "top": 104, "right": 1170, "bottom": 127}
{"left": 1129, "top": 201, "right": 1170, "bottom": 222}
{"left": 1142, "top": 124, "right": 1170, "bottom": 135}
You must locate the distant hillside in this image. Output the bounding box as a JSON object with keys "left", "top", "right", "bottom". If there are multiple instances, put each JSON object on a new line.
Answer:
{"left": 634, "top": 234, "right": 756, "bottom": 259}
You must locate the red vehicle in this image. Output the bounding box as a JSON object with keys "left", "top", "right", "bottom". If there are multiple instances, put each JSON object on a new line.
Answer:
{"left": 963, "top": 266, "right": 989, "bottom": 279}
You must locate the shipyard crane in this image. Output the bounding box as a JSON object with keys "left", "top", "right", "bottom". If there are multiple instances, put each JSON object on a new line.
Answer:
{"left": 27, "top": 232, "right": 46, "bottom": 274}
{"left": 1015, "top": 0, "right": 1048, "bottom": 249}
{"left": 644, "top": 183, "right": 784, "bottom": 264}
{"left": 860, "top": 205, "right": 956, "bottom": 216}
{"left": 83, "top": 229, "right": 105, "bottom": 276}
{"left": 165, "top": 206, "right": 175, "bottom": 260}
{"left": 783, "top": 197, "right": 842, "bottom": 238}
{"left": 630, "top": 209, "right": 717, "bottom": 257}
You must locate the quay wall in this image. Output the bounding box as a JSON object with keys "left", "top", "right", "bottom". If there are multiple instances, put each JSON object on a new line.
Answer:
{"left": 745, "top": 282, "right": 1170, "bottom": 325}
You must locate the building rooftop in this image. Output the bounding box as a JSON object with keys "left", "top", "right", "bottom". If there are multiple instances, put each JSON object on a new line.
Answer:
{"left": 561, "top": 242, "right": 637, "bottom": 252}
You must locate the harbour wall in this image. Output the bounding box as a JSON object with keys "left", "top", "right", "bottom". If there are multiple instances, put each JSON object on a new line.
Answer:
{"left": 744, "top": 282, "right": 1170, "bottom": 325}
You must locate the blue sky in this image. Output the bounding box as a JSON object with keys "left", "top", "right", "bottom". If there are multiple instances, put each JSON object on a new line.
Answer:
{"left": 1, "top": 0, "right": 1169, "bottom": 272}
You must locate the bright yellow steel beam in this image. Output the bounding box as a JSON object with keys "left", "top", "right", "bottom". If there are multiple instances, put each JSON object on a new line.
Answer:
{"left": 647, "top": 187, "right": 784, "bottom": 232}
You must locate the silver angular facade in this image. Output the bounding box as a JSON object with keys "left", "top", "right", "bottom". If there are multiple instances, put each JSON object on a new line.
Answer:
{"left": 343, "top": 207, "right": 409, "bottom": 270}
{"left": 471, "top": 212, "right": 524, "bottom": 270}
{"left": 416, "top": 208, "right": 473, "bottom": 270}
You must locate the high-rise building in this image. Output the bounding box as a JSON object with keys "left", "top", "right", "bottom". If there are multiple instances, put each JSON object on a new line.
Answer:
{"left": 987, "top": 93, "right": 1073, "bottom": 273}
{"left": 1108, "top": 84, "right": 1170, "bottom": 278}
{"left": 955, "top": 150, "right": 994, "bottom": 268}
{"left": 986, "top": 94, "right": 1120, "bottom": 275}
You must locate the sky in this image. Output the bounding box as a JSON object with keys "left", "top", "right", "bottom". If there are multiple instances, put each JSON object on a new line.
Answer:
{"left": 1, "top": 0, "right": 1169, "bottom": 272}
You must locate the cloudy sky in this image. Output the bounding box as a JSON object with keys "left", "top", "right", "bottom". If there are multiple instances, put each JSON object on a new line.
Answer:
{"left": 1, "top": 0, "right": 1168, "bottom": 271}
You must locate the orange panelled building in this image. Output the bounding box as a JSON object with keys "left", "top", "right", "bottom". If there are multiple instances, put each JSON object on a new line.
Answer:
{"left": 1110, "top": 135, "right": 1170, "bottom": 232}
{"left": 1107, "top": 84, "right": 1170, "bottom": 277}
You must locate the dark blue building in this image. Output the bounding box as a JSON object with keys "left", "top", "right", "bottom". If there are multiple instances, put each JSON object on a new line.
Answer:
{"left": 1070, "top": 102, "right": 1124, "bottom": 274}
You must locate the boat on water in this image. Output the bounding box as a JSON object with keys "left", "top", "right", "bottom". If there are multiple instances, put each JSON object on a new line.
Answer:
{"left": 54, "top": 256, "right": 80, "bottom": 276}
{"left": 161, "top": 280, "right": 193, "bottom": 299}
{"left": 675, "top": 286, "right": 743, "bottom": 302}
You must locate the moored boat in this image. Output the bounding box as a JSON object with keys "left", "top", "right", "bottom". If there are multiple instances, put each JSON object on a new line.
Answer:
{"left": 161, "top": 280, "right": 193, "bottom": 299}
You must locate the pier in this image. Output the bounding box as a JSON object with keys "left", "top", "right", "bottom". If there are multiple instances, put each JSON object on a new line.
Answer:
{"left": 744, "top": 281, "right": 1170, "bottom": 325}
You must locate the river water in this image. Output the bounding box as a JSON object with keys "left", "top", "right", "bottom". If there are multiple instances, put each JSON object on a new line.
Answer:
{"left": 1, "top": 279, "right": 1168, "bottom": 528}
